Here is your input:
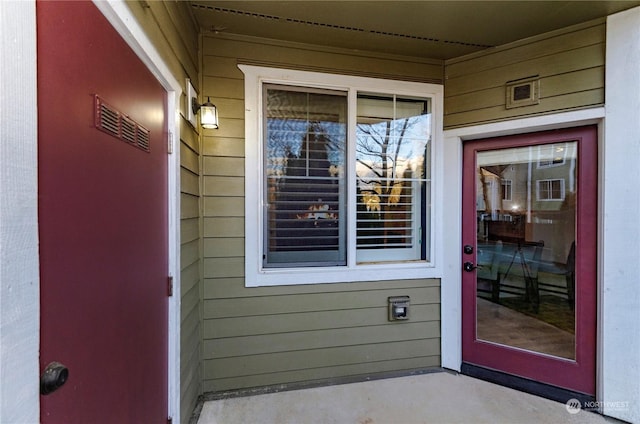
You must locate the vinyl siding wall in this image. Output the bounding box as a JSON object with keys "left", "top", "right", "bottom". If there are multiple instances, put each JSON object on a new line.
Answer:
{"left": 201, "top": 34, "right": 443, "bottom": 393}
{"left": 444, "top": 19, "right": 605, "bottom": 128}
{"left": 125, "top": 3, "right": 202, "bottom": 424}
{"left": 179, "top": 120, "right": 202, "bottom": 423}
{"left": 125, "top": 7, "right": 607, "bottom": 410}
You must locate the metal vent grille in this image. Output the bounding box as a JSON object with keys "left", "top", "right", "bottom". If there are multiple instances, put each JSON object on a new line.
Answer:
{"left": 121, "top": 117, "right": 137, "bottom": 143}
{"left": 95, "top": 95, "right": 151, "bottom": 152}
{"left": 505, "top": 76, "right": 540, "bottom": 109}
{"left": 98, "top": 101, "right": 121, "bottom": 137}
{"left": 137, "top": 127, "right": 150, "bottom": 151}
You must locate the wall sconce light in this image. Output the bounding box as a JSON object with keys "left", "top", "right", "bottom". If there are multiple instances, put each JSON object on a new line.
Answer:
{"left": 186, "top": 78, "right": 219, "bottom": 130}
{"left": 192, "top": 97, "right": 219, "bottom": 129}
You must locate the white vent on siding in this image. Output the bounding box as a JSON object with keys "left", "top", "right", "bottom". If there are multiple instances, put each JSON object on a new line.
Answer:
{"left": 94, "top": 95, "right": 151, "bottom": 152}
{"left": 505, "top": 76, "right": 540, "bottom": 109}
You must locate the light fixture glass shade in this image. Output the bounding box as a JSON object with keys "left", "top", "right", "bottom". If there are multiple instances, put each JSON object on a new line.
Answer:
{"left": 200, "top": 99, "right": 218, "bottom": 129}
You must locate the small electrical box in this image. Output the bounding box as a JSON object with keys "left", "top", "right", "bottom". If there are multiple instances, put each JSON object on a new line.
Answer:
{"left": 388, "top": 296, "right": 410, "bottom": 321}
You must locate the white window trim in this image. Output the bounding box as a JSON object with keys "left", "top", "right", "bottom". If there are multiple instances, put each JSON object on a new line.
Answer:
{"left": 537, "top": 142, "right": 568, "bottom": 168}
{"left": 240, "top": 64, "right": 443, "bottom": 287}
{"left": 502, "top": 179, "right": 513, "bottom": 201}
{"left": 536, "top": 178, "right": 565, "bottom": 201}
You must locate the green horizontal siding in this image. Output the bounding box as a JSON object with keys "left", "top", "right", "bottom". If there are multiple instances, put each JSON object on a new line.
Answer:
{"left": 204, "top": 321, "right": 439, "bottom": 360}
{"left": 180, "top": 217, "right": 199, "bottom": 245}
{"left": 181, "top": 193, "right": 199, "bottom": 220}
{"left": 202, "top": 136, "right": 245, "bottom": 157}
{"left": 179, "top": 130, "right": 203, "bottom": 424}
{"left": 204, "top": 339, "right": 440, "bottom": 378}
{"left": 204, "top": 303, "right": 440, "bottom": 338}
{"left": 203, "top": 285, "right": 439, "bottom": 318}
{"left": 444, "top": 19, "right": 605, "bottom": 128}
{"left": 203, "top": 356, "right": 440, "bottom": 393}
{"left": 203, "top": 34, "right": 444, "bottom": 84}
{"left": 202, "top": 278, "right": 441, "bottom": 392}
{"left": 203, "top": 198, "right": 244, "bottom": 217}
{"left": 180, "top": 168, "right": 199, "bottom": 196}
{"left": 205, "top": 277, "right": 429, "bottom": 298}
{"left": 201, "top": 35, "right": 444, "bottom": 394}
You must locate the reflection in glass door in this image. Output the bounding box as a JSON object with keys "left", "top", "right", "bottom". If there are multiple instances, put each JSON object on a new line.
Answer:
{"left": 461, "top": 126, "right": 597, "bottom": 397}
{"left": 475, "top": 143, "right": 576, "bottom": 360}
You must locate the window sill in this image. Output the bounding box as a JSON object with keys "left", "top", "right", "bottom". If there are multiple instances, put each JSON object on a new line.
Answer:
{"left": 245, "top": 261, "right": 438, "bottom": 287}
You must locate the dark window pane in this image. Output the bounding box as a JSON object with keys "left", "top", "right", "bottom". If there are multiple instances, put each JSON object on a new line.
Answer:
{"left": 264, "top": 86, "right": 347, "bottom": 267}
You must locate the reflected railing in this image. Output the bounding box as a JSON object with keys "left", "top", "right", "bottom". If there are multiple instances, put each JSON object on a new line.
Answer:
{"left": 476, "top": 239, "right": 576, "bottom": 360}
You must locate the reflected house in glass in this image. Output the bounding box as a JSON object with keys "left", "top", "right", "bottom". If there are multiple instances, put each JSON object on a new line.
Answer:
{"left": 264, "top": 88, "right": 431, "bottom": 267}
{"left": 476, "top": 143, "right": 577, "bottom": 264}
{"left": 355, "top": 113, "right": 428, "bottom": 253}
{"left": 355, "top": 95, "right": 431, "bottom": 262}
{"left": 268, "top": 120, "right": 344, "bottom": 260}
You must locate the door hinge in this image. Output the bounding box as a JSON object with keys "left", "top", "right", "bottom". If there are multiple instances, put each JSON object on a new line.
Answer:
{"left": 167, "top": 276, "right": 174, "bottom": 297}
{"left": 167, "top": 131, "right": 174, "bottom": 154}
{"left": 167, "top": 417, "right": 173, "bottom": 424}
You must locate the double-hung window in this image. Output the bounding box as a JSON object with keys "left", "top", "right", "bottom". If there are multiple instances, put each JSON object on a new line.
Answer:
{"left": 537, "top": 179, "right": 565, "bottom": 201}
{"left": 241, "top": 65, "right": 442, "bottom": 286}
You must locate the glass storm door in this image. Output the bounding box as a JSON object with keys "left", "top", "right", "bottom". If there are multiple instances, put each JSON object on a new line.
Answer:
{"left": 461, "top": 126, "right": 597, "bottom": 397}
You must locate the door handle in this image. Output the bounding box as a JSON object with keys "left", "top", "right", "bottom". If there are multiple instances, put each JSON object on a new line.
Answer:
{"left": 40, "top": 361, "right": 69, "bottom": 395}
{"left": 463, "top": 261, "right": 480, "bottom": 272}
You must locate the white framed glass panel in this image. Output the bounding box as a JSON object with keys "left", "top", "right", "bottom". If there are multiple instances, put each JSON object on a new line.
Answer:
{"left": 475, "top": 141, "right": 578, "bottom": 360}
{"left": 263, "top": 85, "right": 347, "bottom": 267}
{"left": 355, "top": 94, "right": 431, "bottom": 263}
{"left": 240, "top": 64, "right": 443, "bottom": 286}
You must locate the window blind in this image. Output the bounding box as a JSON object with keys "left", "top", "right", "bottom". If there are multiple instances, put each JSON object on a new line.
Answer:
{"left": 264, "top": 85, "right": 347, "bottom": 267}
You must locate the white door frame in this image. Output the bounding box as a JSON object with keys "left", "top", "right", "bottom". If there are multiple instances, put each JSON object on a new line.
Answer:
{"left": 441, "top": 107, "right": 604, "bottom": 390}
{"left": 91, "top": 1, "right": 182, "bottom": 422}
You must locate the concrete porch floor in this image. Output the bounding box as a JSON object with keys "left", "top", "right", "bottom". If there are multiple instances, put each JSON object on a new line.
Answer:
{"left": 196, "top": 372, "right": 620, "bottom": 424}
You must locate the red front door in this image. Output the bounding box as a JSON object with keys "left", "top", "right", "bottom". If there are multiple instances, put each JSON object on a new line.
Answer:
{"left": 462, "top": 126, "right": 597, "bottom": 397}
{"left": 37, "top": 2, "right": 168, "bottom": 422}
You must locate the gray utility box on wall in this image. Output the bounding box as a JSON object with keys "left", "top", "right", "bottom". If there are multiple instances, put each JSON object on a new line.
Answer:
{"left": 388, "top": 296, "right": 410, "bottom": 321}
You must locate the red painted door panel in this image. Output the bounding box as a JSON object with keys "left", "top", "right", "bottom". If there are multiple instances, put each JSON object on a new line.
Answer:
{"left": 462, "top": 126, "right": 597, "bottom": 395}
{"left": 37, "top": 2, "right": 168, "bottom": 422}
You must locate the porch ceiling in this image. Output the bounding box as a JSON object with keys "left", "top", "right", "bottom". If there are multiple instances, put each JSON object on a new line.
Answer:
{"left": 190, "top": 1, "right": 640, "bottom": 60}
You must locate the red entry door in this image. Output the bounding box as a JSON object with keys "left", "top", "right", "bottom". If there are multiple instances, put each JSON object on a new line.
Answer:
{"left": 38, "top": 2, "right": 168, "bottom": 422}
{"left": 462, "top": 126, "right": 597, "bottom": 398}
